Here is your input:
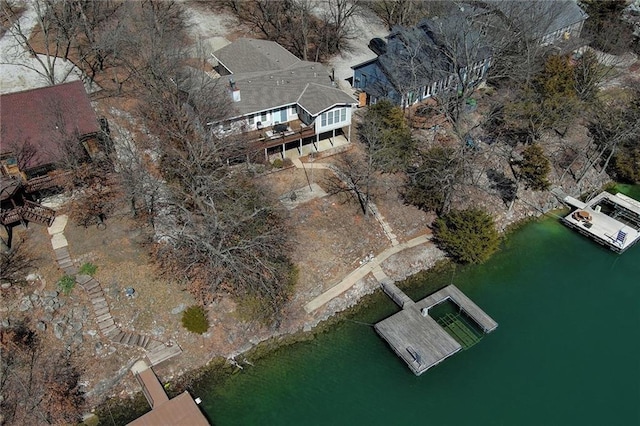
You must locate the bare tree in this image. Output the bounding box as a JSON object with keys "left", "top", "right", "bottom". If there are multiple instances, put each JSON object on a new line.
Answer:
{"left": 70, "top": 0, "right": 123, "bottom": 83}
{"left": 0, "top": 240, "right": 36, "bottom": 283}
{"left": 580, "top": 94, "right": 640, "bottom": 184}
{"left": 320, "top": 0, "right": 362, "bottom": 54}
{"left": 478, "top": 0, "right": 583, "bottom": 87}
{"left": 0, "top": 322, "right": 84, "bottom": 425}
{"left": 324, "top": 150, "right": 376, "bottom": 216}
{"left": 369, "top": 0, "right": 450, "bottom": 30}
{"left": 404, "top": 145, "right": 464, "bottom": 215}
{"left": 152, "top": 129, "right": 294, "bottom": 321}
{"left": 128, "top": 44, "right": 294, "bottom": 322}
{"left": 0, "top": 0, "right": 80, "bottom": 85}
{"left": 222, "top": 0, "right": 361, "bottom": 61}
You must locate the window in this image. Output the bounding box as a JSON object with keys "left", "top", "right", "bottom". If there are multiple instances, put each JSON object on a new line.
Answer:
{"left": 341, "top": 108, "right": 346, "bottom": 122}
{"left": 248, "top": 115, "right": 255, "bottom": 125}
{"left": 328, "top": 111, "right": 334, "bottom": 125}
{"left": 261, "top": 111, "right": 267, "bottom": 122}
{"left": 279, "top": 108, "right": 287, "bottom": 123}
{"left": 322, "top": 113, "right": 327, "bottom": 126}
{"left": 290, "top": 105, "right": 296, "bottom": 114}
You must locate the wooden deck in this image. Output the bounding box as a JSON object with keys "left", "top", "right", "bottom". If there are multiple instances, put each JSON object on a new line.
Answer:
{"left": 381, "top": 281, "right": 414, "bottom": 308}
{"left": 246, "top": 120, "right": 316, "bottom": 151}
{"left": 135, "top": 367, "right": 169, "bottom": 408}
{"left": 129, "top": 360, "right": 209, "bottom": 425}
{"left": 375, "top": 284, "right": 497, "bottom": 376}
{"left": 375, "top": 306, "right": 462, "bottom": 375}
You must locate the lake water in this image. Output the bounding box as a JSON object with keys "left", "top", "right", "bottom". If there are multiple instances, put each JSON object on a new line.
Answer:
{"left": 201, "top": 186, "right": 640, "bottom": 426}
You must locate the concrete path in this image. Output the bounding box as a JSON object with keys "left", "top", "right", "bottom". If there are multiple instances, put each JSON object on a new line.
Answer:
{"left": 291, "top": 157, "right": 399, "bottom": 245}
{"left": 304, "top": 234, "right": 431, "bottom": 313}
{"left": 291, "top": 156, "right": 432, "bottom": 312}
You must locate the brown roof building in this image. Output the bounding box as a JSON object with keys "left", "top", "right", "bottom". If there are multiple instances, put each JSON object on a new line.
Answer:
{"left": 128, "top": 361, "right": 210, "bottom": 426}
{"left": 0, "top": 80, "right": 100, "bottom": 174}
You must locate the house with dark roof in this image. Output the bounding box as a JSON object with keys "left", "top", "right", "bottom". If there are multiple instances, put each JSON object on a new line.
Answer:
{"left": 351, "top": 16, "right": 492, "bottom": 108}
{"left": 351, "top": 1, "right": 588, "bottom": 108}
{"left": 0, "top": 80, "right": 102, "bottom": 229}
{"left": 210, "top": 38, "right": 357, "bottom": 161}
{"left": 0, "top": 80, "right": 102, "bottom": 180}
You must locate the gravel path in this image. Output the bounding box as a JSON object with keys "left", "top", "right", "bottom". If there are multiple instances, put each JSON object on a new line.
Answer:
{"left": 0, "top": 1, "right": 82, "bottom": 93}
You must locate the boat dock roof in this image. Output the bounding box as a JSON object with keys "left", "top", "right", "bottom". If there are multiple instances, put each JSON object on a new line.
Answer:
{"left": 560, "top": 192, "right": 640, "bottom": 253}
{"left": 375, "top": 283, "right": 497, "bottom": 375}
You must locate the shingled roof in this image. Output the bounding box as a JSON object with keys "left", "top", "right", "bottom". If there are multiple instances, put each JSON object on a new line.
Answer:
{"left": 0, "top": 81, "right": 99, "bottom": 170}
{"left": 485, "top": 0, "right": 588, "bottom": 37}
{"left": 211, "top": 39, "right": 356, "bottom": 118}
{"left": 213, "top": 38, "right": 301, "bottom": 74}
{"left": 369, "top": 16, "right": 491, "bottom": 96}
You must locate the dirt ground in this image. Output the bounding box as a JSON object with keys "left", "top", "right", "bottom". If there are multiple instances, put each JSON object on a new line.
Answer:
{"left": 0, "top": 148, "right": 436, "bottom": 408}
{"left": 3, "top": 0, "right": 639, "bottom": 415}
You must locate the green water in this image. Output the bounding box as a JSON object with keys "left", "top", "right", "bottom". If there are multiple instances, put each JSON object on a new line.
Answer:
{"left": 201, "top": 187, "right": 640, "bottom": 426}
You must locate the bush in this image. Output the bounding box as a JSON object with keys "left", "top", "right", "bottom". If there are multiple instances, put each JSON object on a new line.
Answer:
{"left": 272, "top": 158, "right": 283, "bottom": 169}
{"left": 57, "top": 275, "right": 76, "bottom": 295}
{"left": 79, "top": 262, "right": 97, "bottom": 276}
{"left": 518, "top": 143, "right": 551, "bottom": 190}
{"left": 433, "top": 208, "right": 501, "bottom": 264}
{"left": 181, "top": 305, "right": 210, "bottom": 335}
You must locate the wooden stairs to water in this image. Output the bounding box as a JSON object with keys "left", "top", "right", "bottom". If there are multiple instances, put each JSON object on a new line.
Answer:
{"left": 48, "top": 215, "right": 183, "bottom": 366}
{"left": 75, "top": 274, "right": 174, "bottom": 356}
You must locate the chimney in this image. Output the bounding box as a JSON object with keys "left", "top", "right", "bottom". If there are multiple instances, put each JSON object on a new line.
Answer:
{"left": 229, "top": 77, "right": 241, "bottom": 102}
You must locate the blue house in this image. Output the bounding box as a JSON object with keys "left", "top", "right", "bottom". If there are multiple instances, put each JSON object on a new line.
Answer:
{"left": 352, "top": 16, "right": 492, "bottom": 108}
{"left": 352, "top": 1, "right": 588, "bottom": 108}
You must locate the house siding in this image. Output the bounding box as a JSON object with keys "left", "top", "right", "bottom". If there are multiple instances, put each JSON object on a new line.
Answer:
{"left": 356, "top": 56, "right": 491, "bottom": 109}
{"left": 315, "top": 107, "right": 352, "bottom": 133}
{"left": 242, "top": 105, "right": 300, "bottom": 131}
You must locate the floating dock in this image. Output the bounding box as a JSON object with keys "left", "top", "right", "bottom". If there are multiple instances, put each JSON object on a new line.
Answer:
{"left": 554, "top": 190, "right": 640, "bottom": 253}
{"left": 375, "top": 283, "right": 497, "bottom": 376}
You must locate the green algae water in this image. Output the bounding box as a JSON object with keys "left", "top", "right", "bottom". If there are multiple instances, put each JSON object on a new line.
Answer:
{"left": 201, "top": 187, "right": 640, "bottom": 426}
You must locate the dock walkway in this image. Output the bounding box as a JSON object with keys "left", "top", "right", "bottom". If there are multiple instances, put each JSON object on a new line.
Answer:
{"left": 374, "top": 284, "right": 497, "bottom": 376}
{"left": 415, "top": 285, "right": 498, "bottom": 333}
{"left": 128, "top": 360, "right": 209, "bottom": 425}
{"left": 381, "top": 281, "right": 414, "bottom": 308}
{"left": 551, "top": 187, "right": 586, "bottom": 209}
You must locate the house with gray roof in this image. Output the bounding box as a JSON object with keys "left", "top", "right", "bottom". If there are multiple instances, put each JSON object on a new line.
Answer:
{"left": 210, "top": 38, "right": 357, "bottom": 161}
{"left": 483, "top": 0, "right": 588, "bottom": 47}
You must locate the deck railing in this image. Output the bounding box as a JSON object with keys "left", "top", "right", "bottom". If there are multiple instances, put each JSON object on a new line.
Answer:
{"left": 25, "top": 172, "right": 69, "bottom": 192}
{"left": 0, "top": 200, "right": 56, "bottom": 226}
{"left": 249, "top": 126, "right": 316, "bottom": 151}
